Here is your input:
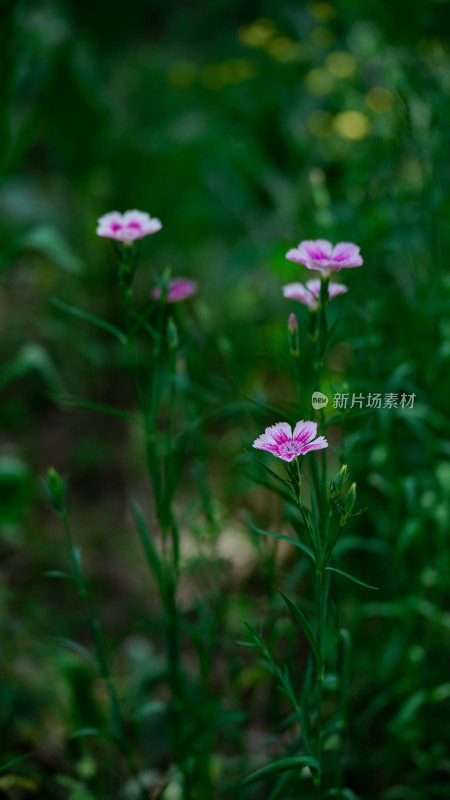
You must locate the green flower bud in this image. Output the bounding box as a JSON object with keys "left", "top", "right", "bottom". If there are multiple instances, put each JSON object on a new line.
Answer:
{"left": 44, "top": 468, "right": 66, "bottom": 513}
{"left": 330, "top": 463, "right": 348, "bottom": 499}
{"left": 342, "top": 481, "right": 356, "bottom": 523}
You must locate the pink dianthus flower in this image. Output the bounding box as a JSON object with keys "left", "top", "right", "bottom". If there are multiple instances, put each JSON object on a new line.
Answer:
{"left": 253, "top": 420, "right": 328, "bottom": 462}
{"left": 286, "top": 240, "right": 362, "bottom": 276}
{"left": 97, "top": 210, "right": 162, "bottom": 242}
{"left": 283, "top": 278, "right": 348, "bottom": 310}
{"left": 151, "top": 278, "right": 198, "bottom": 304}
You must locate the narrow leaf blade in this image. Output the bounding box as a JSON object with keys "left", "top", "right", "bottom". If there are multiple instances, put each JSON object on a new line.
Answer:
{"left": 241, "top": 756, "right": 320, "bottom": 786}
{"left": 52, "top": 297, "right": 127, "bottom": 344}
{"left": 325, "top": 566, "right": 378, "bottom": 590}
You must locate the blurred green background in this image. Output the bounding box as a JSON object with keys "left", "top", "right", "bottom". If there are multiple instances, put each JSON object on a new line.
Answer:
{"left": 1, "top": 0, "right": 450, "bottom": 797}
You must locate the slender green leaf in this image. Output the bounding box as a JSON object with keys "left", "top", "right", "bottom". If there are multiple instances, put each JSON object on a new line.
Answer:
{"left": 253, "top": 526, "right": 315, "bottom": 564}
{"left": 70, "top": 727, "right": 103, "bottom": 739}
{"left": 241, "top": 755, "right": 320, "bottom": 786}
{"left": 42, "top": 570, "right": 74, "bottom": 581}
{"left": 130, "top": 500, "right": 164, "bottom": 596}
{"left": 325, "top": 567, "right": 378, "bottom": 590}
{"left": 246, "top": 450, "right": 296, "bottom": 497}
{"left": 70, "top": 727, "right": 119, "bottom": 746}
{"left": 280, "top": 591, "right": 323, "bottom": 675}
{"left": 244, "top": 395, "right": 291, "bottom": 420}
{"left": 299, "top": 656, "right": 314, "bottom": 755}
{"left": 49, "top": 394, "right": 143, "bottom": 426}
{"left": 242, "top": 472, "right": 298, "bottom": 507}
{"left": 54, "top": 637, "right": 100, "bottom": 671}
{"left": 133, "top": 702, "right": 167, "bottom": 721}
{"left": 51, "top": 297, "right": 128, "bottom": 344}
{"left": 0, "top": 752, "right": 36, "bottom": 774}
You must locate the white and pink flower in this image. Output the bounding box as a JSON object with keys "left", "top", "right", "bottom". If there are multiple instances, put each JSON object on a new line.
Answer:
{"left": 283, "top": 278, "right": 348, "bottom": 310}
{"left": 286, "top": 239, "right": 362, "bottom": 276}
{"left": 253, "top": 420, "right": 328, "bottom": 463}
{"left": 97, "top": 210, "right": 162, "bottom": 242}
{"left": 151, "top": 278, "right": 198, "bottom": 304}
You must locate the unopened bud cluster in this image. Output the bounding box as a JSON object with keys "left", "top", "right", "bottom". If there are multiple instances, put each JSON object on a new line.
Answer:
{"left": 329, "top": 464, "right": 357, "bottom": 525}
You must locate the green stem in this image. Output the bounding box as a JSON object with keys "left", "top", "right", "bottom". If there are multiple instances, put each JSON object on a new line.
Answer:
{"left": 60, "top": 511, "right": 147, "bottom": 799}
{"left": 315, "top": 568, "right": 325, "bottom": 798}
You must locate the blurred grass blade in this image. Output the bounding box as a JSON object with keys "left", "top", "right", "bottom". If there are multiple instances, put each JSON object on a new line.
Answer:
{"left": 279, "top": 591, "right": 323, "bottom": 675}
{"left": 54, "top": 637, "right": 100, "bottom": 671}
{"left": 50, "top": 394, "right": 143, "bottom": 426}
{"left": 241, "top": 755, "right": 320, "bottom": 786}
{"left": 43, "top": 570, "right": 75, "bottom": 582}
{"left": 0, "top": 752, "right": 37, "bottom": 774}
{"left": 325, "top": 566, "right": 378, "bottom": 590}
{"left": 52, "top": 297, "right": 127, "bottom": 345}
{"left": 299, "top": 656, "right": 314, "bottom": 755}
{"left": 130, "top": 500, "right": 164, "bottom": 596}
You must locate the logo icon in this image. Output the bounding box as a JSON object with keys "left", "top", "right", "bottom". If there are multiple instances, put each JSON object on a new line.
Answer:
{"left": 312, "top": 391, "right": 329, "bottom": 410}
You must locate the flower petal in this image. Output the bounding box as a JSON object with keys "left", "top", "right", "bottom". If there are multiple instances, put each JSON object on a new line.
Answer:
{"left": 283, "top": 282, "right": 318, "bottom": 309}
{"left": 298, "top": 239, "right": 333, "bottom": 262}
{"left": 305, "top": 279, "right": 321, "bottom": 298}
{"left": 328, "top": 282, "right": 348, "bottom": 299}
{"left": 331, "top": 242, "right": 363, "bottom": 268}
{"left": 293, "top": 420, "right": 317, "bottom": 445}
{"left": 300, "top": 435, "right": 328, "bottom": 453}
{"left": 152, "top": 277, "right": 197, "bottom": 303}
{"left": 286, "top": 247, "right": 307, "bottom": 265}
{"left": 264, "top": 422, "right": 293, "bottom": 447}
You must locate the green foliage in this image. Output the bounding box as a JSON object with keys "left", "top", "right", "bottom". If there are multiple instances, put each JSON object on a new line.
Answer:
{"left": 1, "top": 0, "right": 450, "bottom": 797}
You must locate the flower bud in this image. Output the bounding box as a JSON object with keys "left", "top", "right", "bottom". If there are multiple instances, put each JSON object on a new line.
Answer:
{"left": 342, "top": 481, "right": 356, "bottom": 523}
{"left": 288, "top": 313, "right": 299, "bottom": 358}
{"left": 330, "top": 463, "right": 348, "bottom": 500}
{"left": 44, "top": 468, "right": 66, "bottom": 513}
{"left": 288, "top": 313, "right": 297, "bottom": 334}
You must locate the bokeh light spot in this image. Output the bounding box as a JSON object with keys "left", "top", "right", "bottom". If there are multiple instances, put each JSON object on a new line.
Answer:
{"left": 311, "top": 26, "right": 336, "bottom": 48}
{"left": 304, "top": 68, "right": 334, "bottom": 96}
{"left": 365, "top": 87, "right": 395, "bottom": 113}
{"left": 265, "top": 36, "right": 302, "bottom": 62}
{"left": 167, "top": 61, "right": 196, "bottom": 88}
{"left": 307, "top": 110, "right": 334, "bottom": 137}
{"left": 333, "top": 110, "right": 370, "bottom": 139}
{"left": 238, "top": 18, "right": 277, "bottom": 48}
{"left": 308, "top": 2, "right": 337, "bottom": 22}
{"left": 326, "top": 51, "right": 357, "bottom": 78}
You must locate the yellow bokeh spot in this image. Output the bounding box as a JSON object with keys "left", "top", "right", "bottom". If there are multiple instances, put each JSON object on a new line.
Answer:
{"left": 228, "top": 58, "right": 259, "bottom": 82}
{"left": 365, "top": 87, "right": 395, "bottom": 113}
{"left": 200, "top": 59, "right": 258, "bottom": 90}
{"left": 201, "top": 64, "right": 227, "bottom": 90}
{"left": 333, "top": 110, "right": 370, "bottom": 140}
{"left": 167, "top": 61, "right": 196, "bottom": 88}
{"left": 326, "top": 51, "right": 357, "bottom": 78}
{"left": 307, "top": 110, "right": 334, "bottom": 138}
{"left": 304, "top": 68, "right": 334, "bottom": 96}
{"left": 311, "top": 26, "right": 336, "bottom": 47}
{"left": 265, "top": 36, "right": 302, "bottom": 62}
{"left": 238, "top": 18, "right": 277, "bottom": 48}
{"left": 308, "top": 2, "right": 337, "bottom": 22}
